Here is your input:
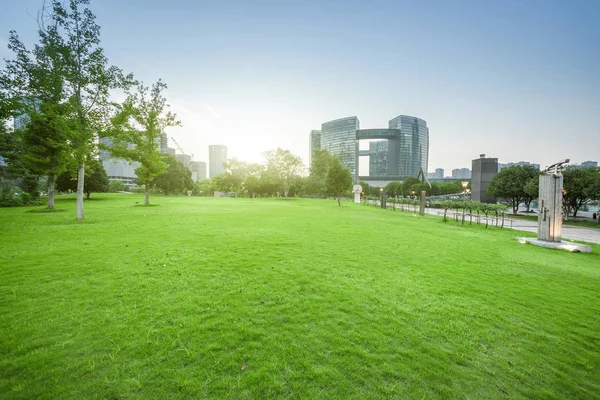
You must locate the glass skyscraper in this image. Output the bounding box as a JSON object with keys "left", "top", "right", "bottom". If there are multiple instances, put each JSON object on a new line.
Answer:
{"left": 320, "top": 117, "right": 360, "bottom": 181}
{"left": 310, "top": 115, "right": 429, "bottom": 183}
{"left": 209, "top": 145, "right": 227, "bottom": 178}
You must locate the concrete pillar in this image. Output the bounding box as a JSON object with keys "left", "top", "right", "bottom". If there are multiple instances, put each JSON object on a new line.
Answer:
{"left": 420, "top": 190, "right": 426, "bottom": 216}
{"left": 538, "top": 174, "right": 563, "bottom": 242}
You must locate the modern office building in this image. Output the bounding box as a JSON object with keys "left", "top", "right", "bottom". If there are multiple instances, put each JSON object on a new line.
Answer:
{"left": 175, "top": 153, "right": 191, "bottom": 167}
{"left": 498, "top": 161, "right": 540, "bottom": 172}
{"left": 452, "top": 168, "right": 471, "bottom": 179}
{"left": 190, "top": 161, "right": 207, "bottom": 182}
{"left": 581, "top": 160, "right": 598, "bottom": 168}
{"left": 311, "top": 114, "right": 429, "bottom": 183}
{"left": 99, "top": 138, "right": 140, "bottom": 187}
{"left": 472, "top": 154, "right": 498, "bottom": 203}
{"left": 209, "top": 145, "right": 228, "bottom": 178}
{"left": 369, "top": 141, "right": 388, "bottom": 176}
{"left": 309, "top": 130, "right": 321, "bottom": 165}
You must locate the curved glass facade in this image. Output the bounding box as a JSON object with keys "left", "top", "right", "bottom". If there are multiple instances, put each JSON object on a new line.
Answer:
{"left": 388, "top": 115, "right": 429, "bottom": 177}
{"left": 320, "top": 117, "right": 360, "bottom": 181}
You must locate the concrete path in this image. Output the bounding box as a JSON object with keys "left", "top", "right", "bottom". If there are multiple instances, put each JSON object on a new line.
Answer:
{"left": 366, "top": 201, "right": 600, "bottom": 245}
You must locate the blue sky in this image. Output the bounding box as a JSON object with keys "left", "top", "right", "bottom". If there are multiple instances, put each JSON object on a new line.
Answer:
{"left": 2, "top": 0, "right": 599, "bottom": 174}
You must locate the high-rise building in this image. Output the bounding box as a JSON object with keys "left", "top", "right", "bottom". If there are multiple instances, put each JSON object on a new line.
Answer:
{"left": 434, "top": 168, "right": 444, "bottom": 179}
{"left": 320, "top": 117, "right": 360, "bottom": 180}
{"left": 311, "top": 114, "right": 429, "bottom": 183}
{"left": 191, "top": 161, "right": 207, "bottom": 182}
{"left": 309, "top": 130, "right": 321, "bottom": 165}
{"left": 581, "top": 160, "right": 598, "bottom": 168}
{"left": 472, "top": 154, "right": 498, "bottom": 203}
{"left": 99, "top": 137, "right": 140, "bottom": 186}
{"left": 369, "top": 141, "right": 388, "bottom": 176}
{"left": 209, "top": 145, "right": 227, "bottom": 178}
{"left": 452, "top": 168, "right": 471, "bottom": 179}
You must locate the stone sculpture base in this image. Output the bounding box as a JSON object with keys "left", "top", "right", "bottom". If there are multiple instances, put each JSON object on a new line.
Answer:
{"left": 517, "top": 237, "right": 591, "bottom": 253}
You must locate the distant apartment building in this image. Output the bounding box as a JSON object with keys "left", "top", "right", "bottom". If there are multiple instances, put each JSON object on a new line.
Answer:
{"left": 309, "top": 130, "right": 321, "bottom": 165}
{"left": 581, "top": 160, "right": 598, "bottom": 168}
{"left": 498, "top": 161, "right": 540, "bottom": 172}
{"left": 209, "top": 145, "right": 227, "bottom": 178}
{"left": 190, "top": 161, "right": 207, "bottom": 182}
{"left": 427, "top": 168, "right": 444, "bottom": 180}
{"left": 452, "top": 168, "right": 471, "bottom": 179}
{"left": 472, "top": 154, "right": 498, "bottom": 203}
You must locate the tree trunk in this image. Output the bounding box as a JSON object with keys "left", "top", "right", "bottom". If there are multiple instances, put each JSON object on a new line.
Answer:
{"left": 47, "top": 175, "right": 56, "bottom": 209}
{"left": 86, "top": 192, "right": 91, "bottom": 200}
{"left": 76, "top": 163, "right": 85, "bottom": 220}
{"left": 337, "top": 196, "right": 341, "bottom": 207}
{"left": 145, "top": 185, "right": 150, "bottom": 205}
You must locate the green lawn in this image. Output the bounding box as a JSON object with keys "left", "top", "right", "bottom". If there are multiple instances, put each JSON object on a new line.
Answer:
{"left": 1, "top": 194, "right": 599, "bottom": 399}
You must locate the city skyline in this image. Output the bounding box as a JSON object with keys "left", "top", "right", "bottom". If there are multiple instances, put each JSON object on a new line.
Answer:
{"left": 2, "top": 0, "right": 598, "bottom": 174}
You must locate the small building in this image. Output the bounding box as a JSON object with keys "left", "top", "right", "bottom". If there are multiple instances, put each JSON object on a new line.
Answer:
{"left": 471, "top": 154, "right": 498, "bottom": 203}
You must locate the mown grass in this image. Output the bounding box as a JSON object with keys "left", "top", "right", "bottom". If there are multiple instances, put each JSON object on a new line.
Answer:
{"left": 1, "top": 194, "right": 599, "bottom": 399}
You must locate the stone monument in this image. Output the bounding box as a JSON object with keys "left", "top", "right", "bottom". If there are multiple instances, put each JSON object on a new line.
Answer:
{"left": 519, "top": 159, "right": 591, "bottom": 253}
{"left": 352, "top": 184, "right": 363, "bottom": 204}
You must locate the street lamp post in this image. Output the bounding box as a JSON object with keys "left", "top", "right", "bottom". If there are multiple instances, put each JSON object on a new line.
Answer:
{"left": 380, "top": 188, "right": 384, "bottom": 209}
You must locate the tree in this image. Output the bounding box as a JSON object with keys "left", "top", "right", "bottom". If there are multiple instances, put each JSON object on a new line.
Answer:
{"left": 2, "top": 1, "right": 131, "bottom": 219}
{"left": 1, "top": 18, "right": 73, "bottom": 209}
{"left": 523, "top": 177, "right": 539, "bottom": 212}
{"left": 562, "top": 166, "right": 600, "bottom": 218}
{"left": 243, "top": 163, "right": 266, "bottom": 198}
{"left": 305, "top": 149, "right": 333, "bottom": 196}
{"left": 153, "top": 154, "right": 192, "bottom": 195}
{"left": 56, "top": 158, "right": 108, "bottom": 198}
{"left": 401, "top": 177, "right": 420, "bottom": 196}
{"left": 221, "top": 158, "right": 248, "bottom": 194}
{"left": 264, "top": 148, "right": 304, "bottom": 197}
{"left": 212, "top": 173, "right": 233, "bottom": 195}
{"left": 326, "top": 156, "right": 352, "bottom": 207}
{"left": 106, "top": 80, "right": 180, "bottom": 205}
{"left": 83, "top": 160, "right": 108, "bottom": 199}
{"left": 486, "top": 165, "right": 538, "bottom": 215}
{"left": 108, "top": 180, "right": 125, "bottom": 193}
{"left": 193, "top": 179, "right": 214, "bottom": 196}
{"left": 384, "top": 181, "right": 402, "bottom": 197}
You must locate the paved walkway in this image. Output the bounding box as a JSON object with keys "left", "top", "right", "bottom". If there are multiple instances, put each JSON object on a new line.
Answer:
{"left": 367, "top": 201, "right": 600, "bottom": 244}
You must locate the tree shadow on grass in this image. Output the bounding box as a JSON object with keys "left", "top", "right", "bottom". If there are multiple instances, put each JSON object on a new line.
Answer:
{"left": 26, "top": 208, "right": 68, "bottom": 213}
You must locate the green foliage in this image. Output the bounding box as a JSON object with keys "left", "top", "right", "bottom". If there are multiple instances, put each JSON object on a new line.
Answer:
{"left": 305, "top": 149, "right": 333, "bottom": 196}
{"left": 193, "top": 179, "right": 214, "bottom": 196}
{"left": 106, "top": 80, "right": 180, "bottom": 204}
{"left": 523, "top": 177, "right": 540, "bottom": 212}
{"left": 83, "top": 161, "right": 109, "bottom": 199}
{"left": 108, "top": 180, "right": 125, "bottom": 193}
{"left": 152, "top": 154, "right": 193, "bottom": 195}
{"left": 19, "top": 174, "right": 39, "bottom": 199}
{"left": 384, "top": 181, "right": 402, "bottom": 197}
{"left": 563, "top": 166, "right": 600, "bottom": 218}
{"left": 326, "top": 156, "right": 352, "bottom": 206}
{"left": 487, "top": 165, "right": 539, "bottom": 215}
{"left": 264, "top": 148, "right": 304, "bottom": 197}
{"left": 1, "top": 0, "right": 133, "bottom": 218}
{"left": 401, "top": 177, "right": 420, "bottom": 196}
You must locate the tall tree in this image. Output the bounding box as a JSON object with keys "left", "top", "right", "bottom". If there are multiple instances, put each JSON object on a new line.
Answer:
{"left": 106, "top": 80, "right": 180, "bottom": 205}
{"left": 326, "top": 156, "right": 352, "bottom": 207}
{"left": 2, "top": 0, "right": 131, "bottom": 218}
{"left": 1, "top": 14, "right": 74, "bottom": 209}
{"left": 562, "top": 166, "right": 600, "bottom": 218}
{"left": 56, "top": 158, "right": 107, "bottom": 198}
{"left": 153, "top": 154, "right": 192, "bottom": 196}
{"left": 523, "top": 177, "right": 539, "bottom": 212}
{"left": 264, "top": 148, "right": 304, "bottom": 197}
{"left": 487, "top": 165, "right": 538, "bottom": 215}
{"left": 305, "top": 149, "right": 333, "bottom": 196}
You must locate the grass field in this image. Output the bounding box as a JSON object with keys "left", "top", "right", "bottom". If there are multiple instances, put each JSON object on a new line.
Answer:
{"left": 1, "top": 194, "right": 599, "bottom": 399}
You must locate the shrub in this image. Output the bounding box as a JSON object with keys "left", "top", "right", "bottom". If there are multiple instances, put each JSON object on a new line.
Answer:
{"left": 108, "top": 180, "right": 125, "bottom": 193}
